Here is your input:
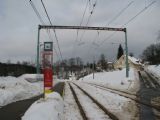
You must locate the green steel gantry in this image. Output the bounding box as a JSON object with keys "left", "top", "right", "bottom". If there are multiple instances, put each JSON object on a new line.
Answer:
{"left": 36, "top": 25, "right": 129, "bottom": 77}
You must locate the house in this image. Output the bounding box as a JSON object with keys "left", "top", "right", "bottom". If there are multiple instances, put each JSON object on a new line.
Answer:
{"left": 114, "top": 55, "right": 142, "bottom": 70}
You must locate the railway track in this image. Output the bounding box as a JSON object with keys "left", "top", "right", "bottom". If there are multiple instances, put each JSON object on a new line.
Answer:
{"left": 138, "top": 71, "right": 160, "bottom": 119}
{"left": 75, "top": 81, "right": 160, "bottom": 112}
{"left": 84, "top": 82, "right": 137, "bottom": 97}
{"left": 145, "top": 70, "right": 160, "bottom": 81}
{"left": 138, "top": 71, "right": 160, "bottom": 89}
{"left": 144, "top": 71, "right": 160, "bottom": 88}
{"left": 68, "top": 83, "right": 119, "bottom": 120}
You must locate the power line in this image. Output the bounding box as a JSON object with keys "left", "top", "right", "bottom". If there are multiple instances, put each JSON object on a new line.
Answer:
{"left": 71, "top": 0, "right": 91, "bottom": 58}
{"left": 40, "top": 0, "right": 63, "bottom": 60}
{"left": 29, "top": 0, "right": 45, "bottom": 25}
{"left": 123, "top": 1, "right": 156, "bottom": 26}
{"left": 106, "top": 1, "right": 134, "bottom": 26}
{"left": 78, "top": 0, "right": 98, "bottom": 42}
{"left": 86, "top": 31, "right": 99, "bottom": 56}
{"left": 75, "top": 0, "right": 90, "bottom": 42}
{"left": 46, "top": 30, "right": 61, "bottom": 60}
{"left": 29, "top": 0, "right": 61, "bottom": 61}
{"left": 86, "top": 1, "right": 134, "bottom": 57}
{"left": 99, "top": 1, "right": 156, "bottom": 45}
{"left": 80, "top": 0, "right": 90, "bottom": 27}
{"left": 40, "top": 0, "right": 52, "bottom": 25}
{"left": 95, "top": 1, "right": 134, "bottom": 43}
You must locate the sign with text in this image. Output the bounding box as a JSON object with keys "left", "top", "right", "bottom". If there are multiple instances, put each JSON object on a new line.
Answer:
{"left": 43, "top": 42, "right": 53, "bottom": 95}
{"left": 44, "top": 42, "right": 53, "bottom": 51}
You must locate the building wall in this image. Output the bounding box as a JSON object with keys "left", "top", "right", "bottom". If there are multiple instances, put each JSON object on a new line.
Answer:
{"left": 114, "top": 56, "right": 142, "bottom": 70}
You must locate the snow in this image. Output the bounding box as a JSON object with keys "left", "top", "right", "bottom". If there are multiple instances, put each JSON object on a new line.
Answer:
{"left": 63, "top": 82, "right": 83, "bottom": 120}
{"left": 19, "top": 74, "right": 60, "bottom": 85}
{"left": 116, "top": 55, "right": 141, "bottom": 66}
{"left": 0, "top": 73, "right": 64, "bottom": 107}
{"left": 19, "top": 74, "right": 43, "bottom": 82}
{"left": 146, "top": 65, "right": 160, "bottom": 77}
{"left": 71, "top": 83, "right": 111, "bottom": 120}
{"left": 22, "top": 92, "right": 63, "bottom": 120}
{"left": 79, "top": 68, "right": 137, "bottom": 92}
{"left": 128, "top": 56, "right": 141, "bottom": 65}
{"left": 63, "top": 67, "right": 139, "bottom": 120}
{"left": 0, "top": 76, "right": 43, "bottom": 107}
{"left": 72, "top": 82, "right": 139, "bottom": 120}
{"left": 0, "top": 68, "right": 140, "bottom": 120}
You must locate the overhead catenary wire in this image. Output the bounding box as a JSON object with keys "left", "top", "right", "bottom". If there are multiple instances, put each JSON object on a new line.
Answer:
{"left": 40, "top": 0, "right": 63, "bottom": 60}
{"left": 71, "top": 0, "right": 92, "bottom": 58}
{"left": 106, "top": 1, "right": 134, "bottom": 26}
{"left": 78, "top": 0, "right": 98, "bottom": 42}
{"left": 123, "top": 1, "right": 156, "bottom": 26}
{"left": 29, "top": 0, "right": 45, "bottom": 25}
{"left": 80, "top": 0, "right": 90, "bottom": 27}
{"left": 93, "top": 1, "right": 134, "bottom": 44}
{"left": 29, "top": 0, "right": 60, "bottom": 61}
{"left": 99, "top": 1, "right": 156, "bottom": 45}
{"left": 86, "top": 1, "right": 134, "bottom": 57}
{"left": 46, "top": 30, "right": 61, "bottom": 61}
{"left": 75, "top": 0, "right": 90, "bottom": 42}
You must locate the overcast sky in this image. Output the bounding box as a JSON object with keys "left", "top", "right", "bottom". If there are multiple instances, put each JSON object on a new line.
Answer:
{"left": 0, "top": 0, "right": 160, "bottom": 63}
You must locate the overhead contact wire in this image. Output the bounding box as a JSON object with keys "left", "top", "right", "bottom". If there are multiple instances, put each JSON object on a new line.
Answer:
{"left": 41, "top": 0, "right": 63, "bottom": 60}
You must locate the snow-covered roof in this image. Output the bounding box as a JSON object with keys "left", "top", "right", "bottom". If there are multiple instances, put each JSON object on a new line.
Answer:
{"left": 128, "top": 56, "right": 141, "bottom": 65}
{"left": 114, "top": 55, "right": 142, "bottom": 65}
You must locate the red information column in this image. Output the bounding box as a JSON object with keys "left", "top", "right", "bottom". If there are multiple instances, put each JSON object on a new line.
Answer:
{"left": 43, "top": 42, "right": 53, "bottom": 95}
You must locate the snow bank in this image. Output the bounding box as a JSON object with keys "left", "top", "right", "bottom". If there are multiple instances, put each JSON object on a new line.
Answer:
{"left": 79, "top": 68, "right": 136, "bottom": 91}
{"left": 19, "top": 74, "right": 43, "bottom": 82}
{"left": 19, "top": 74, "right": 61, "bottom": 86}
{"left": 147, "top": 65, "right": 160, "bottom": 77}
{"left": 22, "top": 92, "right": 63, "bottom": 120}
{"left": 0, "top": 76, "right": 43, "bottom": 107}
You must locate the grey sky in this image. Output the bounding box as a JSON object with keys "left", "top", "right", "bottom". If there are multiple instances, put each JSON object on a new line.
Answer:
{"left": 0, "top": 0, "right": 160, "bottom": 63}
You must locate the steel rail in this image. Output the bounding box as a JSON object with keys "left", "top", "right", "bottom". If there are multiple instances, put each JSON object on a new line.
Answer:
{"left": 74, "top": 81, "right": 160, "bottom": 111}
{"left": 71, "top": 83, "right": 119, "bottom": 120}
{"left": 68, "top": 83, "right": 88, "bottom": 120}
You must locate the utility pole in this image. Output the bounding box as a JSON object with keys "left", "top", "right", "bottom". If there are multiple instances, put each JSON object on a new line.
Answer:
{"left": 124, "top": 28, "right": 129, "bottom": 77}
{"left": 36, "top": 25, "right": 41, "bottom": 74}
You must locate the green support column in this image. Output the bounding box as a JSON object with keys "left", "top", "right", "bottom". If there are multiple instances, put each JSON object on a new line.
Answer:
{"left": 37, "top": 25, "right": 41, "bottom": 74}
{"left": 124, "top": 28, "right": 129, "bottom": 77}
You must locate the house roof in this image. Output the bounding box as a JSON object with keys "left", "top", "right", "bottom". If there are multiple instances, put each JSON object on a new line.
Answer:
{"left": 115, "top": 55, "right": 142, "bottom": 65}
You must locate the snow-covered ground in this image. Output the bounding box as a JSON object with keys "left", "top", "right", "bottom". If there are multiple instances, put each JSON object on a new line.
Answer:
{"left": 146, "top": 65, "right": 160, "bottom": 78}
{"left": 79, "top": 68, "right": 139, "bottom": 93}
{"left": 72, "top": 82, "right": 139, "bottom": 120}
{"left": 22, "top": 92, "right": 63, "bottom": 120}
{"left": 63, "top": 83, "right": 83, "bottom": 120}
{"left": 23, "top": 68, "right": 139, "bottom": 120}
{"left": 19, "top": 74, "right": 43, "bottom": 82}
{"left": 0, "top": 75, "right": 43, "bottom": 107}
{"left": 0, "top": 74, "right": 64, "bottom": 107}
{"left": 0, "top": 68, "right": 140, "bottom": 120}
{"left": 63, "top": 68, "right": 139, "bottom": 120}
